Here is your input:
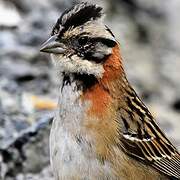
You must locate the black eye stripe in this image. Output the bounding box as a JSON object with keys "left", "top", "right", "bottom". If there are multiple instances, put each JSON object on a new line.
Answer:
{"left": 91, "top": 37, "right": 116, "bottom": 47}
{"left": 75, "top": 36, "right": 116, "bottom": 48}
{"left": 72, "top": 36, "right": 116, "bottom": 61}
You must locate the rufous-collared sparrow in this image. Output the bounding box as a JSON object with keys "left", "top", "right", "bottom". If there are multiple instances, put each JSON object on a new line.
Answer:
{"left": 40, "top": 2, "right": 180, "bottom": 180}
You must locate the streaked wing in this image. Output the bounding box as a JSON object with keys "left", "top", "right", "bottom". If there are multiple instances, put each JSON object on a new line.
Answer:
{"left": 118, "top": 86, "right": 180, "bottom": 179}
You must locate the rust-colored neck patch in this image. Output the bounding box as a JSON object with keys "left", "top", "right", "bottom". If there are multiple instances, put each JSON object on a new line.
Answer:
{"left": 82, "top": 45, "right": 124, "bottom": 117}
{"left": 102, "top": 44, "right": 124, "bottom": 85}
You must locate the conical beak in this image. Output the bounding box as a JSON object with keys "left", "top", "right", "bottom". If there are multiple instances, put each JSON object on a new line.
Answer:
{"left": 40, "top": 35, "right": 66, "bottom": 54}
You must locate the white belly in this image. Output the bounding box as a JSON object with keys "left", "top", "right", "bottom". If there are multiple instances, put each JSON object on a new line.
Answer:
{"left": 50, "top": 127, "right": 114, "bottom": 180}
{"left": 49, "top": 83, "right": 114, "bottom": 180}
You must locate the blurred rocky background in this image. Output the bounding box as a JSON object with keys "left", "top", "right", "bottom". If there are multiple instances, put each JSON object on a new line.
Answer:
{"left": 0, "top": 0, "right": 180, "bottom": 179}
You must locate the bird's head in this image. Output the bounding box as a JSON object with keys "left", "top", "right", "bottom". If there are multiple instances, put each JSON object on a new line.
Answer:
{"left": 40, "top": 2, "right": 117, "bottom": 78}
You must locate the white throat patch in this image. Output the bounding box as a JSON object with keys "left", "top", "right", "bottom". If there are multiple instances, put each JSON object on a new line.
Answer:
{"left": 51, "top": 54, "right": 105, "bottom": 78}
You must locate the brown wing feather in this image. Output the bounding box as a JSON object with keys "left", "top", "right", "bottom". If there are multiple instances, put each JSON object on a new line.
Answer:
{"left": 118, "top": 87, "right": 180, "bottom": 179}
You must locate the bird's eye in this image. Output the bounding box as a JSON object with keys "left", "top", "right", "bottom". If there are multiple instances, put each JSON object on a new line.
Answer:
{"left": 78, "top": 36, "right": 88, "bottom": 46}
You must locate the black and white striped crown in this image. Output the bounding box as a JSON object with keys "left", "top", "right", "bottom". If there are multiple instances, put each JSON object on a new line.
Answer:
{"left": 52, "top": 2, "right": 103, "bottom": 36}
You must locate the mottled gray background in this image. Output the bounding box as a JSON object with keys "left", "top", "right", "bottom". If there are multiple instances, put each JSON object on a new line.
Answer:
{"left": 0, "top": 0, "right": 180, "bottom": 179}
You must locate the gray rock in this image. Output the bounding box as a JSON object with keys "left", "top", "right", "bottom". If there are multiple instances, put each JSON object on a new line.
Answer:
{"left": 0, "top": 116, "right": 52, "bottom": 179}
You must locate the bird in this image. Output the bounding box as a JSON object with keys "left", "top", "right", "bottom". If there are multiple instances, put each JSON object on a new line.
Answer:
{"left": 40, "top": 2, "right": 180, "bottom": 180}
